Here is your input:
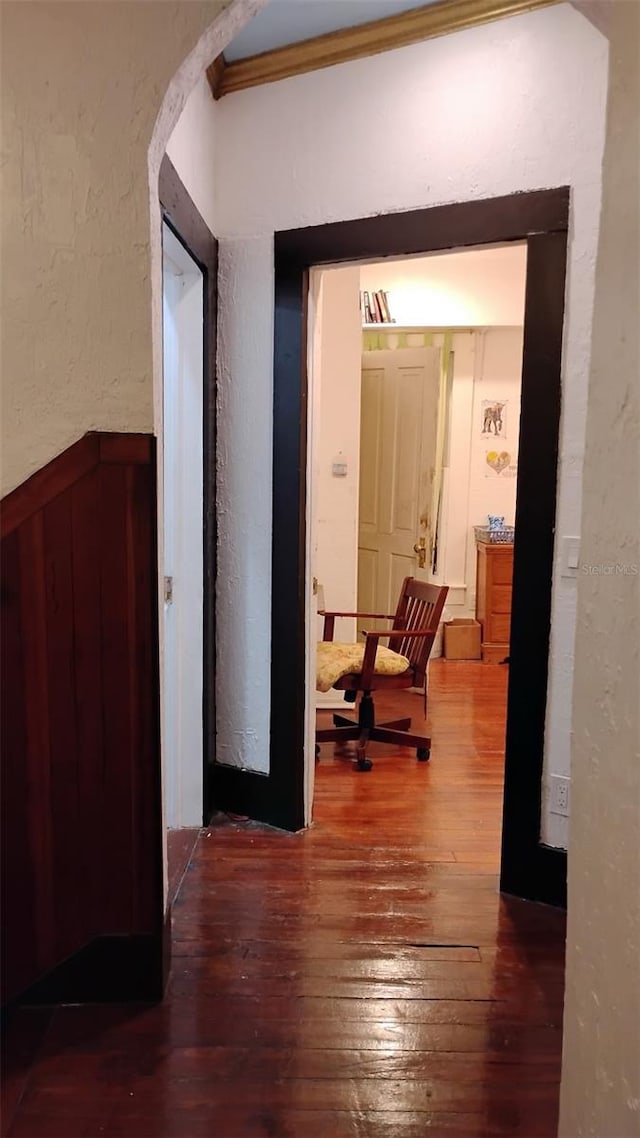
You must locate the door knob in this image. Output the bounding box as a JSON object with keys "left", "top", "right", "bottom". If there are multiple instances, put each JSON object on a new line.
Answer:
{"left": 413, "top": 537, "right": 427, "bottom": 569}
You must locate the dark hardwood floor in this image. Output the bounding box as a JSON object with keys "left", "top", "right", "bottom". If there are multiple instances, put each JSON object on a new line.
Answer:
{"left": 2, "top": 660, "right": 566, "bottom": 1137}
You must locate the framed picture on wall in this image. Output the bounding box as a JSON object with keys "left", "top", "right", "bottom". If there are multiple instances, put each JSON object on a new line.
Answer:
{"left": 481, "top": 399, "right": 508, "bottom": 438}
{"left": 484, "top": 449, "right": 518, "bottom": 478}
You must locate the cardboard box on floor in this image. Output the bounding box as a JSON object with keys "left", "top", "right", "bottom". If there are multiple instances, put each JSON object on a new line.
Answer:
{"left": 443, "top": 618, "right": 482, "bottom": 660}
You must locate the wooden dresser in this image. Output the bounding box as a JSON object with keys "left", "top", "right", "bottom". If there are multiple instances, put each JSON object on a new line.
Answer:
{"left": 475, "top": 540, "right": 514, "bottom": 664}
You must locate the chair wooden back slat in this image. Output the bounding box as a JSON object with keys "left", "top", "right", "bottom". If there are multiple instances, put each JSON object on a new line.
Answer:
{"left": 389, "top": 578, "right": 448, "bottom": 685}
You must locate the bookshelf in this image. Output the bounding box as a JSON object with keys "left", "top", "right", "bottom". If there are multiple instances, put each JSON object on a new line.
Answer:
{"left": 363, "top": 323, "right": 417, "bottom": 331}
{"left": 362, "top": 324, "right": 477, "bottom": 332}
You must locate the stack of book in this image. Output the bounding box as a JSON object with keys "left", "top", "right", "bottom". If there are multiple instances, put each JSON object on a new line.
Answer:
{"left": 360, "top": 290, "right": 393, "bottom": 324}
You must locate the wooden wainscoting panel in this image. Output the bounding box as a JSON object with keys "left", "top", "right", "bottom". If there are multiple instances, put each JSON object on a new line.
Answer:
{"left": 0, "top": 531, "right": 39, "bottom": 999}
{"left": 1, "top": 434, "right": 98, "bottom": 538}
{"left": 1, "top": 432, "right": 163, "bottom": 1005}
{"left": 42, "top": 491, "right": 84, "bottom": 965}
{"left": 98, "top": 432, "right": 153, "bottom": 465}
{"left": 98, "top": 461, "right": 140, "bottom": 933}
{"left": 70, "top": 465, "right": 105, "bottom": 946}
{"left": 125, "top": 459, "right": 163, "bottom": 932}
{"left": 18, "top": 513, "right": 56, "bottom": 980}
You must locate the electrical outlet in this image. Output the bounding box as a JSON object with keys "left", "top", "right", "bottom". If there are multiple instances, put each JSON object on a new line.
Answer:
{"left": 550, "top": 775, "right": 570, "bottom": 817}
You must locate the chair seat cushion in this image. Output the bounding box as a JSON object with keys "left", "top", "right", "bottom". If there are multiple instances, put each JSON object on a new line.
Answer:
{"left": 316, "top": 641, "right": 410, "bottom": 693}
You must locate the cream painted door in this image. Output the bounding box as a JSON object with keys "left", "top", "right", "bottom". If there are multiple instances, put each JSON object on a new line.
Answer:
{"left": 358, "top": 347, "right": 441, "bottom": 632}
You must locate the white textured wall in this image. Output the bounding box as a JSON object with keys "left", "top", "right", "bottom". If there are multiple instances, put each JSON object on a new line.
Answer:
{"left": 0, "top": 0, "right": 236, "bottom": 497}
{"left": 214, "top": 3, "right": 609, "bottom": 807}
{"left": 560, "top": 3, "right": 640, "bottom": 1132}
{"left": 215, "top": 234, "right": 275, "bottom": 770}
{"left": 166, "top": 73, "right": 219, "bottom": 236}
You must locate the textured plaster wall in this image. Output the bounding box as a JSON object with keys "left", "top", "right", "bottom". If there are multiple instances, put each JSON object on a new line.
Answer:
{"left": 0, "top": 0, "right": 262, "bottom": 496}
{"left": 215, "top": 234, "right": 274, "bottom": 770}
{"left": 213, "top": 3, "right": 609, "bottom": 797}
{"left": 165, "top": 74, "right": 219, "bottom": 237}
{"left": 559, "top": 3, "right": 640, "bottom": 1133}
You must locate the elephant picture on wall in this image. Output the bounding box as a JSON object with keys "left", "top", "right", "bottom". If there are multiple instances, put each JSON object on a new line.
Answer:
{"left": 481, "top": 400, "right": 507, "bottom": 438}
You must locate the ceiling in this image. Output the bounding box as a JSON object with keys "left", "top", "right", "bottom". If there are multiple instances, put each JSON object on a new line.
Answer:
{"left": 212, "top": 0, "right": 593, "bottom": 100}
{"left": 224, "top": 0, "right": 436, "bottom": 62}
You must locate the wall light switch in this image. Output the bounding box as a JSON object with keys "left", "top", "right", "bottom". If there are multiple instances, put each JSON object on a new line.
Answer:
{"left": 332, "top": 456, "right": 348, "bottom": 477}
{"left": 560, "top": 536, "right": 580, "bottom": 578}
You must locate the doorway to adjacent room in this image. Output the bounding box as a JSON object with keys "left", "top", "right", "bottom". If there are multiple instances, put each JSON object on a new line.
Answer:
{"left": 269, "top": 189, "right": 569, "bottom": 907}
{"left": 308, "top": 245, "right": 526, "bottom": 836}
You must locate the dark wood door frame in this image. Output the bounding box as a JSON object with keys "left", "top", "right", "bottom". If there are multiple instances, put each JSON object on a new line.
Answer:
{"left": 159, "top": 157, "right": 218, "bottom": 825}
{"left": 215, "top": 188, "right": 570, "bottom": 907}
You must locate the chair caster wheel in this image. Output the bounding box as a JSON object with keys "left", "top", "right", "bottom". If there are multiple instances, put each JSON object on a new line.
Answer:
{"left": 417, "top": 747, "right": 431, "bottom": 762}
{"left": 356, "top": 758, "right": 373, "bottom": 771}
{"left": 315, "top": 744, "right": 320, "bottom": 758}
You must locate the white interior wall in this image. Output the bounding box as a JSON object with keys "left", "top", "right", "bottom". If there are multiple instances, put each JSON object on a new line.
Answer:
{"left": 360, "top": 244, "right": 527, "bottom": 326}
{"left": 164, "top": 68, "right": 273, "bottom": 776}
{"left": 559, "top": 2, "right": 640, "bottom": 1130}
{"left": 215, "top": 235, "right": 275, "bottom": 772}
{"left": 463, "top": 329, "right": 522, "bottom": 603}
{"left": 445, "top": 329, "right": 523, "bottom": 614}
{"left": 165, "top": 73, "right": 219, "bottom": 235}
{"left": 213, "top": 3, "right": 608, "bottom": 837}
{"left": 313, "top": 266, "right": 362, "bottom": 708}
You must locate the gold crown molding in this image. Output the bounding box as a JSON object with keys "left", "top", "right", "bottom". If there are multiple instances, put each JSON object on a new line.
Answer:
{"left": 210, "top": 0, "right": 558, "bottom": 99}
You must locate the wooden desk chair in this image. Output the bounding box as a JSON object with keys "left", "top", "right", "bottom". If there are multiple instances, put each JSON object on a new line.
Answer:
{"left": 317, "top": 578, "right": 448, "bottom": 771}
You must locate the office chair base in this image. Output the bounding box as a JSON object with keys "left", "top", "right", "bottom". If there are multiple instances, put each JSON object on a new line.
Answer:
{"left": 316, "top": 692, "right": 432, "bottom": 768}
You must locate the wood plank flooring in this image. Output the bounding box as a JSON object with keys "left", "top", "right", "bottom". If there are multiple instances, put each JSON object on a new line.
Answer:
{"left": 2, "top": 660, "right": 566, "bottom": 1137}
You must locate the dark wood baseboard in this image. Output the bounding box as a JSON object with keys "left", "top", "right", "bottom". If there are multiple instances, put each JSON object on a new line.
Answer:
{"left": 16, "top": 919, "right": 170, "bottom": 1007}
{"left": 501, "top": 843, "right": 567, "bottom": 909}
{"left": 208, "top": 764, "right": 295, "bottom": 831}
